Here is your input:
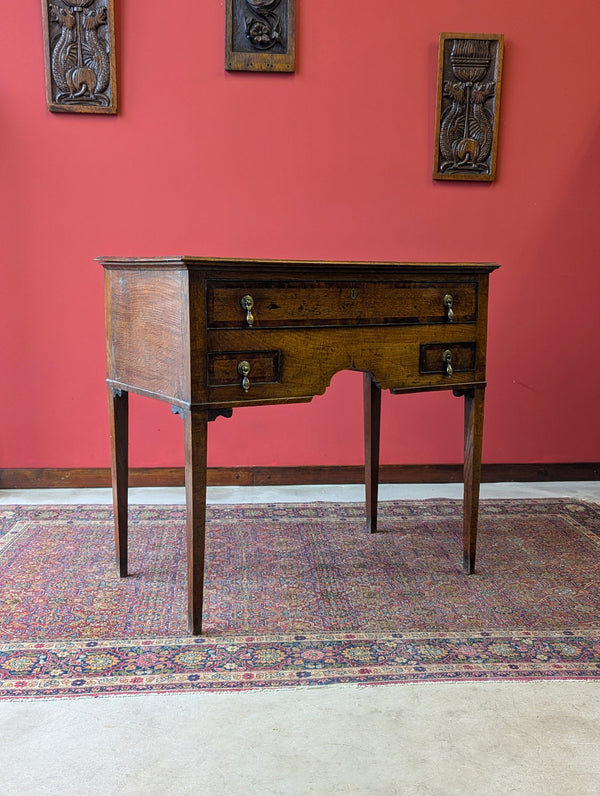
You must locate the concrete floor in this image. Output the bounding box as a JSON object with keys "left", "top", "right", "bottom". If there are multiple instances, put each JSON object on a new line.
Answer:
{"left": 1, "top": 482, "right": 599, "bottom": 795}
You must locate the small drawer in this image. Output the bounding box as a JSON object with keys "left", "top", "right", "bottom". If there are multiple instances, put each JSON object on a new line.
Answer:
{"left": 419, "top": 343, "right": 477, "bottom": 374}
{"left": 207, "top": 350, "right": 281, "bottom": 388}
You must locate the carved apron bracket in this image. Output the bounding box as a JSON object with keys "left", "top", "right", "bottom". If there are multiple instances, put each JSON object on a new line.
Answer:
{"left": 171, "top": 405, "right": 234, "bottom": 423}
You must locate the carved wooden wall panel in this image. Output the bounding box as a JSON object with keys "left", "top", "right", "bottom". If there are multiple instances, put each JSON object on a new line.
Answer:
{"left": 225, "top": 0, "right": 295, "bottom": 72}
{"left": 42, "top": 0, "right": 117, "bottom": 114}
{"left": 433, "top": 33, "right": 504, "bottom": 181}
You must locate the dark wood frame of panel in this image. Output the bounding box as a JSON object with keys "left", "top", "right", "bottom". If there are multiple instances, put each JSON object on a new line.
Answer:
{"left": 207, "top": 350, "right": 281, "bottom": 387}
{"left": 41, "top": 0, "right": 118, "bottom": 114}
{"left": 419, "top": 342, "right": 477, "bottom": 374}
{"left": 225, "top": 0, "right": 295, "bottom": 72}
{"left": 433, "top": 33, "right": 504, "bottom": 181}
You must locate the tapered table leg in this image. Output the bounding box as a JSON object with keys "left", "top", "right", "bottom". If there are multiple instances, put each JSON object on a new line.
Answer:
{"left": 183, "top": 407, "right": 209, "bottom": 635}
{"left": 108, "top": 386, "right": 129, "bottom": 577}
{"left": 462, "top": 385, "right": 485, "bottom": 574}
{"left": 364, "top": 372, "right": 382, "bottom": 533}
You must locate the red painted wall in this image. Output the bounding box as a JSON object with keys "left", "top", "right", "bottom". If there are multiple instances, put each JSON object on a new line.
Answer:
{"left": 1, "top": 1, "right": 599, "bottom": 470}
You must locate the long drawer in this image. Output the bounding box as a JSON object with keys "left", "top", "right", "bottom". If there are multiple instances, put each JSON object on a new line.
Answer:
{"left": 206, "top": 280, "right": 478, "bottom": 329}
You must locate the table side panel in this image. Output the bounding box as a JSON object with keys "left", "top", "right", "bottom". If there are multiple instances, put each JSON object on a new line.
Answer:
{"left": 105, "top": 268, "right": 191, "bottom": 402}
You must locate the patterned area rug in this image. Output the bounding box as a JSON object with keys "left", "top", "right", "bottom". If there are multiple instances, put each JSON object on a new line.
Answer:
{"left": 1, "top": 499, "right": 599, "bottom": 699}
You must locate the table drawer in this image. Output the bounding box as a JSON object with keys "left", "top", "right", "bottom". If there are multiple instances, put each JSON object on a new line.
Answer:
{"left": 419, "top": 343, "right": 477, "bottom": 375}
{"left": 206, "top": 280, "right": 477, "bottom": 329}
{"left": 207, "top": 350, "right": 281, "bottom": 388}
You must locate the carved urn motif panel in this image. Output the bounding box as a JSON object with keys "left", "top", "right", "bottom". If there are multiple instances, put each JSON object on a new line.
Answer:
{"left": 433, "top": 33, "right": 504, "bottom": 181}
{"left": 42, "top": 0, "right": 117, "bottom": 114}
{"left": 225, "top": 0, "right": 295, "bottom": 72}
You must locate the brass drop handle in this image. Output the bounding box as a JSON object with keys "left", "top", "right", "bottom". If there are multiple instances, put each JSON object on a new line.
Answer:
{"left": 443, "top": 349, "right": 453, "bottom": 376}
{"left": 444, "top": 294, "right": 454, "bottom": 322}
{"left": 241, "top": 295, "right": 254, "bottom": 327}
{"left": 238, "top": 360, "right": 251, "bottom": 391}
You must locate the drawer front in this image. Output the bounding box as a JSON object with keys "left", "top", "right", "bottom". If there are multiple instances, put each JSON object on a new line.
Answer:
{"left": 206, "top": 280, "right": 477, "bottom": 329}
{"left": 419, "top": 343, "right": 477, "bottom": 375}
{"left": 204, "top": 330, "right": 483, "bottom": 403}
{"left": 207, "top": 350, "right": 281, "bottom": 388}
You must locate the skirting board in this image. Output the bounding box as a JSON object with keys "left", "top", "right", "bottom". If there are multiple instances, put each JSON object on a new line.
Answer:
{"left": 0, "top": 463, "right": 598, "bottom": 489}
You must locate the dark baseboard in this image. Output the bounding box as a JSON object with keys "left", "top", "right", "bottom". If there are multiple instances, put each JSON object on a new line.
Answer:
{"left": 0, "top": 463, "right": 598, "bottom": 489}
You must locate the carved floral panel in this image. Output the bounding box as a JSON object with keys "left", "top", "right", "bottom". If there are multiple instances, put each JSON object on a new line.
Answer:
{"left": 433, "top": 33, "right": 504, "bottom": 181}
{"left": 42, "top": 0, "right": 117, "bottom": 114}
{"left": 225, "top": 0, "right": 295, "bottom": 72}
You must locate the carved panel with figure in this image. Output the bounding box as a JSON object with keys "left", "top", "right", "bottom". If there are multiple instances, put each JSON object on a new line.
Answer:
{"left": 225, "top": 0, "right": 295, "bottom": 72}
{"left": 433, "top": 33, "right": 504, "bottom": 181}
{"left": 42, "top": 0, "right": 117, "bottom": 114}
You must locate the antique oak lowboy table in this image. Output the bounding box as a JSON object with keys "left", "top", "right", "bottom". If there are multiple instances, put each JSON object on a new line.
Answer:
{"left": 100, "top": 257, "right": 499, "bottom": 634}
